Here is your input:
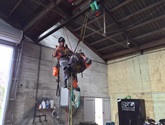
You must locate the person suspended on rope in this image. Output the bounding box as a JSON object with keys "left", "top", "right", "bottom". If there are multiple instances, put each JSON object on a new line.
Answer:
{"left": 64, "top": 51, "right": 92, "bottom": 76}
{"left": 52, "top": 37, "right": 92, "bottom": 91}
{"left": 52, "top": 37, "right": 73, "bottom": 88}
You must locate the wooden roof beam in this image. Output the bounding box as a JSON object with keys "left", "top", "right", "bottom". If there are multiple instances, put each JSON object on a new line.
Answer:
{"left": 84, "top": 21, "right": 115, "bottom": 38}
{"left": 0, "top": 12, "right": 22, "bottom": 29}
{"left": 133, "top": 27, "right": 165, "bottom": 40}
{"left": 90, "top": 32, "right": 122, "bottom": 45}
{"left": 36, "top": 0, "right": 106, "bottom": 43}
{"left": 103, "top": 37, "right": 165, "bottom": 60}
{"left": 118, "top": 0, "right": 165, "bottom": 22}
{"left": 106, "top": 9, "right": 138, "bottom": 48}
{"left": 31, "top": 0, "right": 71, "bottom": 19}
{"left": 74, "top": 0, "right": 132, "bottom": 32}
{"left": 84, "top": 1, "right": 165, "bottom": 40}
{"left": 97, "top": 26, "right": 165, "bottom": 52}
{"left": 23, "top": 3, "right": 55, "bottom": 32}
{"left": 90, "top": 13, "right": 165, "bottom": 46}
{"left": 8, "top": 0, "right": 23, "bottom": 18}
{"left": 127, "top": 14, "right": 165, "bottom": 31}
{"left": 86, "top": 25, "right": 127, "bottom": 48}
{"left": 72, "top": 0, "right": 89, "bottom": 12}
{"left": 97, "top": 43, "right": 121, "bottom": 52}
{"left": 74, "top": 14, "right": 105, "bottom": 32}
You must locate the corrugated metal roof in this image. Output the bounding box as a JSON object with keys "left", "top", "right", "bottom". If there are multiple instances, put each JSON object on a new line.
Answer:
{"left": 0, "top": 0, "right": 165, "bottom": 60}
{"left": 10, "top": 1, "right": 43, "bottom": 27}
{"left": 134, "top": 31, "right": 165, "bottom": 45}
{"left": 0, "top": 0, "right": 18, "bottom": 14}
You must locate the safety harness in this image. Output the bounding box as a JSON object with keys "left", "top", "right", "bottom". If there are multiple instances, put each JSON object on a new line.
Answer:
{"left": 56, "top": 45, "right": 73, "bottom": 60}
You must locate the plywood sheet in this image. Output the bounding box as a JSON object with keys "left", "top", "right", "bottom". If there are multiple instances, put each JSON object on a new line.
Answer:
{"left": 139, "top": 55, "right": 151, "bottom": 82}
{"left": 108, "top": 62, "right": 128, "bottom": 94}
{"left": 108, "top": 62, "right": 127, "bottom": 84}
{"left": 139, "top": 55, "right": 152, "bottom": 92}
{"left": 108, "top": 57, "right": 144, "bottom": 93}
{"left": 141, "top": 81, "right": 152, "bottom": 93}
{"left": 152, "top": 93, "right": 165, "bottom": 121}
{"left": 147, "top": 51, "right": 165, "bottom": 92}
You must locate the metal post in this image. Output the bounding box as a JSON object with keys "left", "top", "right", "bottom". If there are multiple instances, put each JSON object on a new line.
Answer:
{"left": 33, "top": 46, "right": 42, "bottom": 124}
{"left": 103, "top": 9, "right": 106, "bottom": 37}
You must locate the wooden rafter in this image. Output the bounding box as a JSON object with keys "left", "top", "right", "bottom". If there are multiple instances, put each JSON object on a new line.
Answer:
{"left": 73, "top": 0, "right": 132, "bottom": 32}
{"left": 118, "top": 0, "right": 164, "bottom": 22}
{"left": 97, "top": 24, "right": 165, "bottom": 51}
{"left": 106, "top": 10, "right": 139, "bottom": 48}
{"left": 90, "top": 32, "right": 122, "bottom": 45}
{"left": 36, "top": 0, "right": 105, "bottom": 43}
{"left": 103, "top": 37, "right": 165, "bottom": 60}
{"left": 8, "top": 0, "right": 24, "bottom": 18}
{"left": 84, "top": 0, "right": 164, "bottom": 39}
{"left": 90, "top": 13, "right": 165, "bottom": 46}
{"left": 23, "top": 3, "right": 54, "bottom": 32}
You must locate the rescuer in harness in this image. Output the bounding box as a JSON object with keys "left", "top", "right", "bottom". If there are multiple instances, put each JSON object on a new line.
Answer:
{"left": 52, "top": 37, "right": 73, "bottom": 88}
{"left": 52, "top": 37, "right": 92, "bottom": 91}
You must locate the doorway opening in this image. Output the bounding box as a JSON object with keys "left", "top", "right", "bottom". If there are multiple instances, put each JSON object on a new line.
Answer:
{"left": 95, "top": 98, "right": 103, "bottom": 125}
{"left": 0, "top": 44, "right": 13, "bottom": 124}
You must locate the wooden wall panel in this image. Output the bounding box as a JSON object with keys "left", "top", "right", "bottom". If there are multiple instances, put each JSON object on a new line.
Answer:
{"left": 108, "top": 50, "right": 165, "bottom": 122}
{"left": 152, "top": 93, "right": 165, "bottom": 121}
{"left": 147, "top": 51, "right": 165, "bottom": 92}
{"left": 139, "top": 55, "right": 152, "bottom": 92}
{"left": 125, "top": 57, "right": 142, "bottom": 93}
{"left": 108, "top": 62, "right": 128, "bottom": 94}
{"left": 108, "top": 56, "right": 146, "bottom": 94}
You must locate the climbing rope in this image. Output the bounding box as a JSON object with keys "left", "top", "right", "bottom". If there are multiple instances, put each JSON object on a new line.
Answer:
{"left": 74, "top": 14, "right": 88, "bottom": 53}
{"left": 69, "top": 74, "right": 73, "bottom": 125}
{"left": 63, "top": 14, "right": 88, "bottom": 125}
{"left": 80, "top": 14, "right": 88, "bottom": 43}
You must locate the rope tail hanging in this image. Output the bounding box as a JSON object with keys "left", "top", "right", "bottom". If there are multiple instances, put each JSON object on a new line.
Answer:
{"left": 74, "top": 14, "right": 88, "bottom": 53}
{"left": 69, "top": 74, "right": 73, "bottom": 125}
